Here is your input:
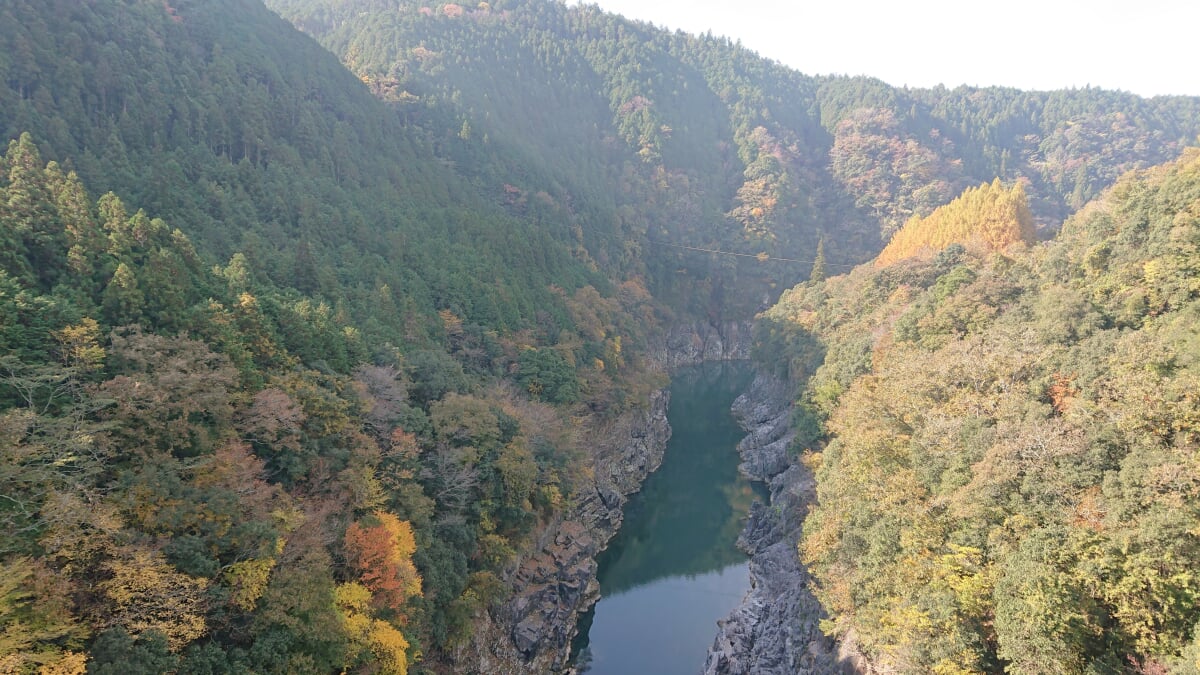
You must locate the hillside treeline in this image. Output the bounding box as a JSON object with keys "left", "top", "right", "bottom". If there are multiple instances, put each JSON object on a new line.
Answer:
{"left": 756, "top": 150, "right": 1200, "bottom": 673}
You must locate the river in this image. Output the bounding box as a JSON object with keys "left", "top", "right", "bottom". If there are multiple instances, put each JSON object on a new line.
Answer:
{"left": 571, "top": 361, "right": 765, "bottom": 674}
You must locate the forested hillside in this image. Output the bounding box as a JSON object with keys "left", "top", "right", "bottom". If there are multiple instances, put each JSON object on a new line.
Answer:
{"left": 0, "top": 0, "right": 665, "bottom": 672}
{"left": 755, "top": 149, "right": 1200, "bottom": 673}
{"left": 265, "top": 0, "right": 879, "bottom": 314}
{"left": 0, "top": 0, "right": 629, "bottom": 339}
{"left": 267, "top": 0, "right": 1200, "bottom": 314}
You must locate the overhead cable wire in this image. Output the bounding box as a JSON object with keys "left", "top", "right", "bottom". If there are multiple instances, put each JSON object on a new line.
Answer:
{"left": 547, "top": 211, "right": 863, "bottom": 269}
{"left": 556, "top": 214, "right": 859, "bottom": 267}
{"left": 643, "top": 237, "right": 858, "bottom": 268}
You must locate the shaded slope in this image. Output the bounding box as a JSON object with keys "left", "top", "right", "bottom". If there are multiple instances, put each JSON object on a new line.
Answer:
{"left": 268, "top": 0, "right": 1200, "bottom": 311}
{"left": 267, "top": 0, "right": 883, "bottom": 315}
{"left": 0, "top": 0, "right": 606, "bottom": 341}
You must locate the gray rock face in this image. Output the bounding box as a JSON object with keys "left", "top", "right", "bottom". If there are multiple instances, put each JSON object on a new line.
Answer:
{"left": 704, "top": 374, "right": 860, "bottom": 675}
{"left": 458, "top": 389, "right": 671, "bottom": 674}
{"left": 655, "top": 321, "right": 752, "bottom": 370}
{"left": 731, "top": 375, "right": 795, "bottom": 482}
{"left": 454, "top": 322, "right": 753, "bottom": 674}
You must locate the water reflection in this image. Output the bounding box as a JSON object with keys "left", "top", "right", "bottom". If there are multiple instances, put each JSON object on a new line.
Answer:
{"left": 572, "top": 362, "right": 765, "bottom": 673}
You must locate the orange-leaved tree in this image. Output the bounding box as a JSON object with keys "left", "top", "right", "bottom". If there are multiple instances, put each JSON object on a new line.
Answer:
{"left": 343, "top": 511, "right": 422, "bottom": 615}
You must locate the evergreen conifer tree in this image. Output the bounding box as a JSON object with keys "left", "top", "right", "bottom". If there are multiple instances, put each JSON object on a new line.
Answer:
{"left": 809, "top": 238, "right": 827, "bottom": 283}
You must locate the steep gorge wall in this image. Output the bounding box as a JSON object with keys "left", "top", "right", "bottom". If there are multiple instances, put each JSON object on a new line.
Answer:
{"left": 652, "top": 321, "right": 754, "bottom": 370}
{"left": 704, "top": 374, "right": 861, "bottom": 675}
{"left": 455, "top": 321, "right": 751, "bottom": 673}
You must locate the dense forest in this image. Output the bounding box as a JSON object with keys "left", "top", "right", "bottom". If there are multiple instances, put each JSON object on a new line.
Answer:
{"left": 756, "top": 151, "right": 1200, "bottom": 673}
{"left": 0, "top": 1, "right": 666, "bottom": 672}
{"left": 0, "top": 125, "right": 664, "bottom": 673}
{"left": 1, "top": 0, "right": 1199, "bottom": 672}
{"left": 266, "top": 0, "right": 1200, "bottom": 312}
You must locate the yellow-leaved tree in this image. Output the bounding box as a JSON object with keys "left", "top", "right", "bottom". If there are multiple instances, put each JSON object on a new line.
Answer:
{"left": 876, "top": 179, "right": 1035, "bottom": 266}
{"left": 99, "top": 547, "right": 208, "bottom": 650}
{"left": 335, "top": 582, "right": 412, "bottom": 675}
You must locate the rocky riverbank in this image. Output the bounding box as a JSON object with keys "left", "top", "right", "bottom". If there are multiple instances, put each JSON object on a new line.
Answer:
{"left": 454, "top": 321, "right": 751, "bottom": 673}
{"left": 703, "top": 374, "right": 858, "bottom": 674}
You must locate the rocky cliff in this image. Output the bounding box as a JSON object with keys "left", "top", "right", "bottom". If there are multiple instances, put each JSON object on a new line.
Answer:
{"left": 653, "top": 321, "right": 753, "bottom": 370}
{"left": 704, "top": 374, "right": 858, "bottom": 675}
{"left": 456, "top": 322, "right": 751, "bottom": 673}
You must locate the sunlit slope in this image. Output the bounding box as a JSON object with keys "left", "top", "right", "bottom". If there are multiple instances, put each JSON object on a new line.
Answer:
{"left": 756, "top": 149, "right": 1200, "bottom": 673}
{"left": 875, "top": 179, "right": 1036, "bottom": 266}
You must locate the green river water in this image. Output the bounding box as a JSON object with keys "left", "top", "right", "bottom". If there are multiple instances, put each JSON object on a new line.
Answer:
{"left": 571, "top": 361, "right": 766, "bottom": 674}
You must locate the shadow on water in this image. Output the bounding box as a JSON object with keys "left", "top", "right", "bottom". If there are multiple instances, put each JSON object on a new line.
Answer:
{"left": 570, "top": 361, "right": 768, "bottom": 674}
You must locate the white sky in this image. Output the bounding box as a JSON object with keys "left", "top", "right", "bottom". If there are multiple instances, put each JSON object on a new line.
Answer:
{"left": 574, "top": 0, "right": 1200, "bottom": 97}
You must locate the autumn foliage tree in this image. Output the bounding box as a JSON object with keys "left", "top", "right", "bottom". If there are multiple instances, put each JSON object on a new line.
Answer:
{"left": 98, "top": 547, "right": 209, "bottom": 650}
{"left": 335, "top": 582, "right": 411, "bottom": 675}
{"left": 875, "top": 178, "right": 1036, "bottom": 266}
{"left": 343, "top": 512, "right": 422, "bottom": 615}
